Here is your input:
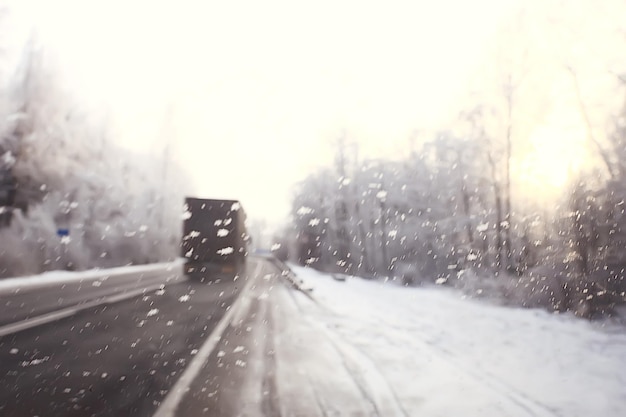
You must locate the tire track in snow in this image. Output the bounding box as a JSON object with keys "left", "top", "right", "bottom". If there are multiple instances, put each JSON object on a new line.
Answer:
{"left": 317, "top": 322, "right": 410, "bottom": 417}
{"left": 388, "top": 318, "right": 561, "bottom": 417}
{"left": 288, "top": 289, "right": 410, "bottom": 417}
{"left": 306, "top": 376, "right": 331, "bottom": 417}
{"left": 332, "top": 313, "right": 560, "bottom": 417}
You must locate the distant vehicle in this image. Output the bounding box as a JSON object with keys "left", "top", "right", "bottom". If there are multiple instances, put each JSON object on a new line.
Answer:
{"left": 331, "top": 273, "right": 348, "bottom": 282}
{"left": 181, "top": 197, "right": 248, "bottom": 279}
{"left": 392, "top": 261, "right": 418, "bottom": 286}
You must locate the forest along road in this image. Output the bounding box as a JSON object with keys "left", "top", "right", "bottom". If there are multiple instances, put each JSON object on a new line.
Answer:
{"left": 0, "top": 257, "right": 267, "bottom": 417}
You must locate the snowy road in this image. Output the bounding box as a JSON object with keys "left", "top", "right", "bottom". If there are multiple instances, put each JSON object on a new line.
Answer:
{"left": 169, "top": 262, "right": 626, "bottom": 416}
{"left": 1, "top": 259, "right": 625, "bottom": 416}
{"left": 285, "top": 265, "right": 626, "bottom": 417}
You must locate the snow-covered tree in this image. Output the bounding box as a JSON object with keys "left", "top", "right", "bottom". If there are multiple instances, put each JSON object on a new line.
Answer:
{"left": 0, "top": 23, "right": 187, "bottom": 277}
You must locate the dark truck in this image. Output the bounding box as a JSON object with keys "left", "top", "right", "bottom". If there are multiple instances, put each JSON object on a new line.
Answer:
{"left": 182, "top": 197, "right": 248, "bottom": 278}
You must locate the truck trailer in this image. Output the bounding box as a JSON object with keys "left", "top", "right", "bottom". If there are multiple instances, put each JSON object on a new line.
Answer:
{"left": 182, "top": 197, "right": 248, "bottom": 278}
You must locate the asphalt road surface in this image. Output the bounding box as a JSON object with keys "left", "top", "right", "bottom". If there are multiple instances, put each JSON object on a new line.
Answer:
{"left": 0, "top": 257, "right": 274, "bottom": 417}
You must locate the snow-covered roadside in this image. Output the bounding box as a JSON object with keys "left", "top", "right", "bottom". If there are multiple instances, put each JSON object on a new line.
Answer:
{"left": 0, "top": 258, "right": 184, "bottom": 295}
{"left": 288, "top": 264, "right": 626, "bottom": 417}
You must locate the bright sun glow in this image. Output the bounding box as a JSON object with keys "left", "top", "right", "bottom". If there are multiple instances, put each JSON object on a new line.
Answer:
{"left": 517, "top": 125, "right": 588, "bottom": 195}
{"left": 16, "top": 0, "right": 517, "bottom": 225}
{"left": 12, "top": 0, "right": 622, "bottom": 225}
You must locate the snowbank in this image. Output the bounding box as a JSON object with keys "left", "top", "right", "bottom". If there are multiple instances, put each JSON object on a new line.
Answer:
{"left": 289, "top": 264, "right": 626, "bottom": 416}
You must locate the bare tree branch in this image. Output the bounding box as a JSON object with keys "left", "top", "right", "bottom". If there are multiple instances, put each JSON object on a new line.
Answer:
{"left": 608, "top": 69, "right": 626, "bottom": 85}
{"left": 566, "top": 65, "right": 617, "bottom": 179}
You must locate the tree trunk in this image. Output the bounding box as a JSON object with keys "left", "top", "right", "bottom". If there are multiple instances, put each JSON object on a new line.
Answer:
{"left": 334, "top": 134, "right": 351, "bottom": 272}
{"left": 355, "top": 204, "right": 370, "bottom": 273}
{"left": 486, "top": 149, "right": 504, "bottom": 271}
{"left": 379, "top": 197, "right": 390, "bottom": 274}
{"left": 461, "top": 183, "right": 474, "bottom": 244}
{"left": 568, "top": 66, "right": 617, "bottom": 180}
{"left": 504, "top": 75, "right": 514, "bottom": 270}
{"left": 494, "top": 191, "right": 504, "bottom": 270}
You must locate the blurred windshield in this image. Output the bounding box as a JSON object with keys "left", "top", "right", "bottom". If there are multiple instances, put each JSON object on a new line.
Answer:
{"left": 1, "top": 0, "right": 625, "bottom": 416}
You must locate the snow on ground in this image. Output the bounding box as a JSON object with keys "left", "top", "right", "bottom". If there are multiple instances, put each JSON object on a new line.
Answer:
{"left": 0, "top": 258, "right": 184, "bottom": 295}
{"left": 287, "top": 263, "right": 626, "bottom": 417}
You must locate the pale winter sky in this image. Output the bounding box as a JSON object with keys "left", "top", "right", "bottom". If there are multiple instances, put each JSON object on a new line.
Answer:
{"left": 9, "top": 0, "right": 532, "bottom": 227}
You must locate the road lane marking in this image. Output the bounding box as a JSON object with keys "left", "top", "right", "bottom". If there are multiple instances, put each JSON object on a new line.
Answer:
{"left": 153, "top": 260, "right": 263, "bottom": 417}
{"left": 0, "top": 307, "right": 78, "bottom": 337}
{"left": 0, "top": 283, "right": 174, "bottom": 338}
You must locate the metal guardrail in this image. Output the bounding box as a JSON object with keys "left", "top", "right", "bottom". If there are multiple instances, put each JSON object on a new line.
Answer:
{"left": 260, "top": 254, "right": 313, "bottom": 295}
